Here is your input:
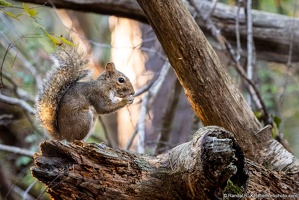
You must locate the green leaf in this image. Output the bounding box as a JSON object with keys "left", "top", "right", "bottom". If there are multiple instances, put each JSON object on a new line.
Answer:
{"left": 273, "top": 116, "right": 282, "bottom": 129}
{"left": 0, "top": 0, "right": 13, "bottom": 7}
{"left": 272, "top": 122, "right": 279, "bottom": 138}
{"left": 271, "top": 115, "right": 282, "bottom": 138}
{"left": 22, "top": 3, "right": 37, "bottom": 17}
{"left": 254, "top": 111, "right": 263, "bottom": 120}
{"left": 57, "top": 36, "right": 75, "bottom": 46}
{"left": 3, "top": 10, "right": 20, "bottom": 21}
{"left": 45, "top": 33, "right": 61, "bottom": 45}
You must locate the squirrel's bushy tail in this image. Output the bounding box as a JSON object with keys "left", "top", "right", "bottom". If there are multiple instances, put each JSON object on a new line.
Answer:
{"left": 36, "top": 43, "right": 91, "bottom": 139}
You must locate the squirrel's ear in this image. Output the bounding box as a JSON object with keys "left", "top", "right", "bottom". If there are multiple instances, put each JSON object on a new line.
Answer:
{"left": 105, "top": 62, "right": 116, "bottom": 77}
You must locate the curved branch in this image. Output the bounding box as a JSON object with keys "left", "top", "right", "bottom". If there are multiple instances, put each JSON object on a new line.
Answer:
{"left": 0, "top": 93, "right": 35, "bottom": 115}
{"left": 0, "top": 143, "right": 35, "bottom": 157}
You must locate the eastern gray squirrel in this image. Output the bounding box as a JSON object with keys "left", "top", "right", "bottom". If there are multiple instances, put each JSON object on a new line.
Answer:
{"left": 36, "top": 42, "right": 135, "bottom": 141}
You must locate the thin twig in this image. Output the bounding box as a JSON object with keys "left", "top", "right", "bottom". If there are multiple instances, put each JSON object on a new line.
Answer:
{"left": 0, "top": 43, "right": 13, "bottom": 89}
{"left": 243, "top": 6, "right": 260, "bottom": 112}
{"left": 133, "top": 78, "right": 156, "bottom": 97}
{"left": 202, "top": 0, "right": 218, "bottom": 20}
{"left": 246, "top": 0, "right": 254, "bottom": 108}
{"left": 98, "top": 116, "right": 112, "bottom": 147}
{"left": 0, "top": 92, "right": 35, "bottom": 115}
{"left": 154, "top": 77, "right": 182, "bottom": 155}
{"left": 22, "top": 179, "right": 38, "bottom": 200}
{"left": 137, "top": 62, "right": 171, "bottom": 154}
{"left": 2, "top": 72, "right": 35, "bottom": 103}
{"left": 0, "top": 143, "right": 35, "bottom": 157}
{"left": 225, "top": 42, "right": 268, "bottom": 123}
{"left": 235, "top": 0, "right": 243, "bottom": 61}
{"left": 188, "top": 0, "right": 270, "bottom": 124}
{"left": 0, "top": 27, "right": 43, "bottom": 90}
{"left": 189, "top": 0, "right": 225, "bottom": 49}
{"left": 2, "top": 73, "right": 39, "bottom": 134}
{"left": 125, "top": 128, "right": 137, "bottom": 150}
{"left": 36, "top": 172, "right": 64, "bottom": 200}
{"left": 137, "top": 95, "right": 148, "bottom": 154}
{"left": 279, "top": 0, "right": 296, "bottom": 118}
{"left": 12, "top": 186, "right": 35, "bottom": 200}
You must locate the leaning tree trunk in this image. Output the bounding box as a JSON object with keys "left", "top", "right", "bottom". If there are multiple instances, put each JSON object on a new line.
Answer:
{"left": 136, "top": 0, "right": 298, "bottom": 172}
{"left": 30, "top": 0, "right": 299, "bottom": 199}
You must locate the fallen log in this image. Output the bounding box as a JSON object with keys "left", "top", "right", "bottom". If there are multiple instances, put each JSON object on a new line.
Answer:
{"left": 31, "top": 127, "right": 299, "bottom": 199}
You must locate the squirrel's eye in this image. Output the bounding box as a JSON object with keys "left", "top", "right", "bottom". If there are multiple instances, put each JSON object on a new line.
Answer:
{"left": 118, "top": 77, "right": 125, "bottom": 83}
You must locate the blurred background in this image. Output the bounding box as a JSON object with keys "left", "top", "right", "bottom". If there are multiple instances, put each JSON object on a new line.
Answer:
{"left": 0, "top": 0, "right": 299, "bottom": 199}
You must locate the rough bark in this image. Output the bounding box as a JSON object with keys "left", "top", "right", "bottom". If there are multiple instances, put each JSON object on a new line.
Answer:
{"left": 136, "top": 0, "right": 298, "bottom": 172}
{"left": 17, "top": 0, "right": 299, "bottom": 63}
{"left": 32, "top": 127, "right": 240, "bottom": 199}
{"left": 246, "top": 159, "right": 299, "bottom": 199}
{"left": 31, "top": 127, "right": 299, "bottom": 199}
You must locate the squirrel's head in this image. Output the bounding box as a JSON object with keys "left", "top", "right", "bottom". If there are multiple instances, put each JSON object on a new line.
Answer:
{"left": 104, "top": 62, "right": 135, "bottom": 98}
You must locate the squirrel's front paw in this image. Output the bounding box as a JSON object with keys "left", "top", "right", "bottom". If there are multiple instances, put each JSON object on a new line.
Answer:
{"left": 123, "top": 95, "right": 134, "bottom": 105}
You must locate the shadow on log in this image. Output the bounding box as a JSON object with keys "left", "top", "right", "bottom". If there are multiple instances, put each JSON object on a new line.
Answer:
{"left": 31, "top": 127, "right": 248, "bottom": 199}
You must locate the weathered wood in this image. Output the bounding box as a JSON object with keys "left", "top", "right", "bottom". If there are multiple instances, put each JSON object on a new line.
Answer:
{"left": 32, "top": 127, "right": 247, "bottom": 199}
{"left": 31, "top": 127, "right": 299, "bottom": 199}
{"left": 16, "top": 0, "right": 299, "bottom": 63}
{"left": 246, "top": 159, "right": 299, "bottom": 200}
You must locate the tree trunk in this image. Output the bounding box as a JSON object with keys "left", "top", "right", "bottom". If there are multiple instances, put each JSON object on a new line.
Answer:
{"left": 136, "top": 0, "right": 298, "bottom": 172}
{"left": 32, "top": 127, "right": 299, "bottom": 199}
{"left": 17, "top": 0, "right": 299, "bottom": 63}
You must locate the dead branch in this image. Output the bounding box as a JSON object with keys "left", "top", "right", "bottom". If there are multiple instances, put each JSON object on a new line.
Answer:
{"left": 0, "top": 93, "right": 35, "bottom": 115}
{"left": 31, "top": 127, "right": 299, "bottom": 199}
{"left": 137, "top": 62, "right": 171, "bottom": 153}
{"left": 155, "top": 78, "right": 182, "bottom": 155}
{"left": 0, "top": 143, "right": 35, "bottom": 157}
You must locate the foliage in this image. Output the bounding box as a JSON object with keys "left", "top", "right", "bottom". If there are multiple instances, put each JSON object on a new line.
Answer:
{"left": 1, "top": 1, "right": 73, "bottom": 46}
